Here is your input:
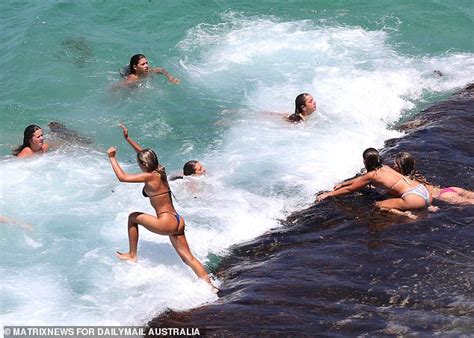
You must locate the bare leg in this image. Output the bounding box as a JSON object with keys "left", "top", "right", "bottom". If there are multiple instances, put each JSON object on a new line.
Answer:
{"left": 116, "top": 211, "right": 184, "bottom": 262}
{"left": 437, "top": 189, "right": 474, "bottom": 205}
{"left": 378, "top": 207, "right": 417, "bottom": 219}
{"left": 455, "top": 188, "right": 474, "bottom": 199}
{"left": 376, "top": 195, "right": 426, "bottom": 211}
{"left": 116, "top": 211, "right": 141, "bottom": 262}
{"left": 169, "top": 234, "right": 219, "bottom": 293}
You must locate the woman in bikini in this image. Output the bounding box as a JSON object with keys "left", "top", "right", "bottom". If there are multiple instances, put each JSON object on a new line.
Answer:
{"left": 107, "top": 124, "right": 217, "bottom": 292}
{"left": 394, "top": 152, "right": 474, "bottom": 205}
{"left": 317, "top": 148, "right": 432, "bottom": 217}
{"left": 13, "top": 125, "right": 49, "bottom": 158}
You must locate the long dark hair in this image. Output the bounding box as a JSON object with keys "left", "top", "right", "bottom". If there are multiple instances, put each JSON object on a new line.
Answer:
{"left": 12, "top": 125, "right": 42, "bottom": 156}
{"left": 362, "top": 148, "right": 383, "bottom": 172}
{"left": 183, "top": 160, "right": 198, "bottom": 176}
{"left": 168, "top": 160, "right": 199, "bottom": 181}
{"left": 395, "top": 152, "right": 430, "bottom": 185}
{"left": 294, "top": 93, "right": 309, "bottom": 115}
{"left": 129, "top": 54, "right": 146, "bottom": 75}
{"left": 287, "top": 93, "right": 309, "bottom": 122}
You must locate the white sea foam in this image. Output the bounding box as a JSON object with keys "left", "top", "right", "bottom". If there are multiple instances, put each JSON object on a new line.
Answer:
{"left": 1, "top": 12, "right": 473, "bottom": 327}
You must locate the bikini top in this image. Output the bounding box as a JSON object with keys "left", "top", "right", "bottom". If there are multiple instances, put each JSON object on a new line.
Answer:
{"left": 373, "top": 167, "right": 412, "bottom": 195}
{"left": 142, "top": 188, "right": 171, "bottom": 199}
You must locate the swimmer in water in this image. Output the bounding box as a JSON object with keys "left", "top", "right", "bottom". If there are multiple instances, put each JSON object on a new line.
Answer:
{"left": 285, "top": 93, "right": 317, "bottom": 123}
{"left": 114, "top": 54, "right": 180, "bottom": 88}
{"left": 12, "top": 125, "right": 49, "bottom": 158}
{"left": 168, "top": 160, "right": 207, "bottom": 181}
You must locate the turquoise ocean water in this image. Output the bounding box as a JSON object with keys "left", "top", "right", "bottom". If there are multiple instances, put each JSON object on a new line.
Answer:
{"left": 1, "top": 1, "right": 473, "bottom": 326}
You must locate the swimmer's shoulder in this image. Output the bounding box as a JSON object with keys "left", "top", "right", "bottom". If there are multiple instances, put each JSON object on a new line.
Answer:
{"left": 17, "top": 147, "right": 33, "bottom": 158}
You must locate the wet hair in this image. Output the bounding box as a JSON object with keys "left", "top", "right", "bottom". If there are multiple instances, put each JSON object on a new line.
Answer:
{"left": 294, "top": 93, "right": 310, "bottom": 115}
{"left": 137, "top": 148, "right": 168, "bottom": 185}
{"left": 287, "top": 93, "right": 310, "bottom": 122}
{"left": 395, "top": 152, "right": 429, "bottom": 185}
{"left": 129, "top": 54, "right": 146, "bottom": 75}
{"left": 362, "top": 148, "right": 383, "bottom": 172}
{"left": 12, "top": 125, "right": 42, "bottom": 156}
{"left": 168, "top": 160, "right": 199, "bottom": 181}
{"left": 183, "top": 160, "right": 198, "bottom": 176}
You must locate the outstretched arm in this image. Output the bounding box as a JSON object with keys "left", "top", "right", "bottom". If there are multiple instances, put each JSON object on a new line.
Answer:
{"left": 119, "top": 124, "right": 142, "bottom": 153}
{"left": 317, "top": 172, "right": 373, "bottom": 202}
{"left": 154, "top": 67, "right": 180, "bottom": 84}
{"left": 107, "top": 147, "right": 152, "bottom": 183}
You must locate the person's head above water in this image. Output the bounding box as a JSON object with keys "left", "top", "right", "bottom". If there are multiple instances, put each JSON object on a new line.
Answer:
{"left": 137, "top": 149, "right": 160, "bottom": 173}
{"left": 287, "top": 93, "right": 317, "bottom": 122}
{"left": 129, "top": 54, "right": 149, "bottom": 75}
{"left": 295, "top": 93, "right": 316, "bottom": 116}
{"left": 183, "top": 160, "right": 206, "bottom": 176}
{"left": 394, "top": 152, "right": 415, "bottom": 176}
{"left": 363, "top": 148, "right": 383, "bottom": 172}
{"left": 12, "top": 124, "right": 46, "bottom": 156}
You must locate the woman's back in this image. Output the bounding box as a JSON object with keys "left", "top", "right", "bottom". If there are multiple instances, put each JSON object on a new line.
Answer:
{"left": 143, "top": 171, "right": 176, "bottom": 213}
{"left": 371, "top": 166, "right": 419, "bottom": 196}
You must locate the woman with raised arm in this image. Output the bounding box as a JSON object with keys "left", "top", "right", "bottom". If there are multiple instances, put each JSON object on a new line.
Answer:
{"left": 114, "top": 54, "right": 180, "bottom": 89}
{"left": 12, "top": 125, "right": 49, "bottom": 158}
{"left": 394, "top": 152, "right": 474, "bottom": 205}
{"left": 317, "top": 148, "right": 432, "bottom": 218}
{"left": 108, "top": 124, "right": 217, "bottom": 292}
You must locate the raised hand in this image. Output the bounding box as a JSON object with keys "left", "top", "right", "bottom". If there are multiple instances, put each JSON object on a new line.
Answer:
{"left": 119, "top": 124, "right": 128, "bottom": 139}
{"left": 107, "top": 146, "right": 117, "bottom": 158}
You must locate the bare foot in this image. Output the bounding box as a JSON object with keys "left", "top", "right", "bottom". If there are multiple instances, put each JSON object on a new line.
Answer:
{"left": 405, "top": 211, "right": 418, "bottom": 220}
{"left": 428, "top": 205, "right": 439, "bottom": 212}
{"left": 210, "top": 284, "right": 220, "bottom": 294}
{"left": 116, "top": 252, "right": 137, "bottom": 262}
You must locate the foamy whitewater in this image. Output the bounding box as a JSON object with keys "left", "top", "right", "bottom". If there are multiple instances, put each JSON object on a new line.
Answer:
{"left": 1, "top": 11, "right": 473, "bottom": 326}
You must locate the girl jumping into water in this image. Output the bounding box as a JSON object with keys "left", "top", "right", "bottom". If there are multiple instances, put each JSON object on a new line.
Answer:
{"left": 107, "top": 124, "right": 217, "bottom": 292}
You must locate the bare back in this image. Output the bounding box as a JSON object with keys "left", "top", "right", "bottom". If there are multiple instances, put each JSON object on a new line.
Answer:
{"left": 371, "top": 166, "right": 420, "bottom": 196}
{"left": 142, "top": 171, "right": 177, "bottom": 215}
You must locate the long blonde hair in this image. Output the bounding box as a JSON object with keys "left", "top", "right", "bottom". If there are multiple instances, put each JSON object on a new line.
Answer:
{"left": 137, "top": 149, "right": 166, "bottom": 178}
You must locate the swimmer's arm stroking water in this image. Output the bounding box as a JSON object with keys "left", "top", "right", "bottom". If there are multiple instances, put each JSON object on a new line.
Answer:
{"left": 0, "top": 216, "right": 33, "bottom": 231}
{"left": 317, "top": 172, "right": 374, "bottom": 202}
{"left": 119, "top": 124, "right": 142, "bottom": 153}
{"left": 153, "top": 67, "right": 180, "bottom": 84}
{"left": 107, "top": 147, "right": 153, "bottom": 183}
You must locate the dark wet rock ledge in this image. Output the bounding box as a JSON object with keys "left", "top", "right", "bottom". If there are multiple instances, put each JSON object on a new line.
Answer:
{"left": 147, "top": 84, "right": 474, "bottom": 336}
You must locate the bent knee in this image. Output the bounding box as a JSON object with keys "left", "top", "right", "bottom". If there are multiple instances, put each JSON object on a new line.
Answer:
{"left": 128, "top": 211, "right": 142, "bottom": 220}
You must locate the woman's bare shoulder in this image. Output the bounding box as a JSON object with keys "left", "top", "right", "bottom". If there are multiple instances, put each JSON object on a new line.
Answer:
{"left": 17, "top": 147, "right": 33, "bottom": 158}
